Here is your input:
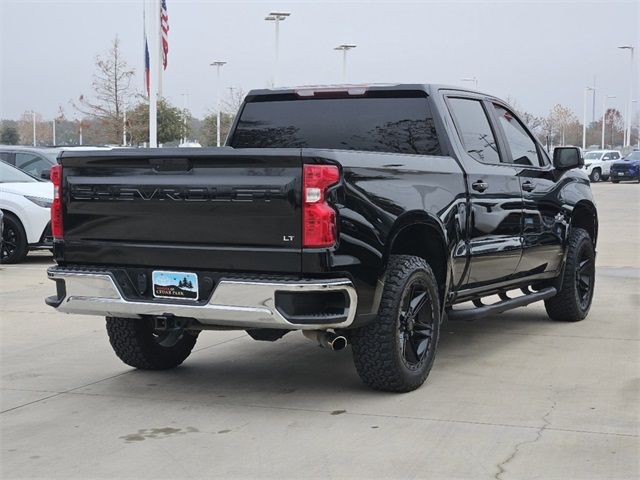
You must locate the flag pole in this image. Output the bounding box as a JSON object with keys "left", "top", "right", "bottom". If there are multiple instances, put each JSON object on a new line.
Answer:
{"left": 149, "top": 0, "right": 159, "bottom": 147}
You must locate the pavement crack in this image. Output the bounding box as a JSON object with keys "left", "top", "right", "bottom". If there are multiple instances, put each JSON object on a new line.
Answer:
{"left": 494, "top": 400, "right": 556, "bottom": 480}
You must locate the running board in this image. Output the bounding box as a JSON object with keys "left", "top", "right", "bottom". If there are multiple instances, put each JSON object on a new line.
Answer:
{"left": 446, "top": 287, "right": 557, "bottom": 322}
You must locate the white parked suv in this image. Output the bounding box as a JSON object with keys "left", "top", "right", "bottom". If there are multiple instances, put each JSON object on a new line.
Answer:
{"left": 0, "top": 161, "right": 53, "bottom": 263}
{"left": 583, "top": 150, "right": 622, "bottom": 182}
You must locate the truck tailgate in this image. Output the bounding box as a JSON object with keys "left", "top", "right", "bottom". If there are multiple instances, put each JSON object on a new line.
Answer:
{"left": 59, "top": 148, "right": 302, "bottom": 273}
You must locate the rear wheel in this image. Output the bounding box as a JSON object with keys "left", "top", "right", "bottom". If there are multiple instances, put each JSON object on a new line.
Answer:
{"left": 351, "top": 255, "right": 441, "bottom": 392}
{"left": 545, "top": 228, "right": 595, "bottom": 321}
{"left": 589, "top": 168, "right": 601, "bottom": 182}
{"left": 106, "top": 317, "right": 199, "bottom": 369}
{"left": 1, "top": 213, "right": 28, "bottom": 264}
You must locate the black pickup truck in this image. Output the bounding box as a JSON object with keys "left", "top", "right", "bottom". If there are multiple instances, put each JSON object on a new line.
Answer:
{"left": 46, "top": 84, "right": 597, "bottom": 392}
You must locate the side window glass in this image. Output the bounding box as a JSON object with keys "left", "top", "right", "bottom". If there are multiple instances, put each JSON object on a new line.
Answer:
{"left": 448, "top": 98, "right": 500, "bottom": 164}
{"left": 493, "top": 104, "right": 541, "bottom": 166}
{"left": 15, "top": 153, "right": 50, "bottom": 176}
{"left": 602, "top": 154, "right": 611, "bottom": 160}
{"left": 0, "top": 152, "right": 11, "bottom": 162}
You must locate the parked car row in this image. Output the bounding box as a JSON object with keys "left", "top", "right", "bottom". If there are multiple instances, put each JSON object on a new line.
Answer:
{"left": 580, "top": 149, "right": 640, "bottom": 183}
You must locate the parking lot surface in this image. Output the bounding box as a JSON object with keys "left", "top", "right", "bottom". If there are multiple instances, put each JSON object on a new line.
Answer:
{"left": 1, "top": 182, "right": 639, "bottom": 479}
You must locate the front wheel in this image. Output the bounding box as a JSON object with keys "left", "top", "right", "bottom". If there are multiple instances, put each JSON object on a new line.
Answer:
{"left": 1, "top": 213, "right": 28, "bottom": 264}
{"left": 351, "top": 255, "right": 441, "bottom": 392}
{"left": 106, "top": 317, "right": 199, "bottom": 369}
{"left": 589, "top": 169, "right": 601, "bottom": 182}
{"left": 544, "top": 228, "right": 595, "bottom": 321}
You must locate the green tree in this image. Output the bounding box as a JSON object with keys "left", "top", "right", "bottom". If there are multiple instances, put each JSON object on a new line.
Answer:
{"left": 198, "top": 112, "right": 234, "bottom": 146}
{"left": 0, "top": 124, "right": 19, "bottom": 144}
{"left": 128, "top": 98, "right": 187, "bottom": 145}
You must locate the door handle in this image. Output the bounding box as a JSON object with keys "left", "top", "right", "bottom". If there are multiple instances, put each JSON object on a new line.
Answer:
{"left": 522, "top": 181, "right": 535, "bottom": 192}
{"left": 472, "top": 180, "right": 488, "bottom": 192}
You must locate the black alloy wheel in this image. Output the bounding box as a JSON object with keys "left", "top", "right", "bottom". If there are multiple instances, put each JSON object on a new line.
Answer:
{"left": 398, "top": 279, "right": 435, "bottom": 369}
{"left": 575, "top": 244, "right": 595, "bottom": 311}
{"left": 1, "top": 213, "right": 28, "bottom": 264}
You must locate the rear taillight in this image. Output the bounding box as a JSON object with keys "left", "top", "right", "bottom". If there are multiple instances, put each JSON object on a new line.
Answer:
{"left": 303, "top": 164, "right": 340, "bottom": 248}
{"left": 50, "top": 165, "right": 63, "bottom": 239}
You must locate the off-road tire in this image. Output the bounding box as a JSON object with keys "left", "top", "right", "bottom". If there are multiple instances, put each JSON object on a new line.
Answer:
{"left": 1, "top": 212, "right": 28, "bottom": 264}
{"left": 350, "top": 255, "right": 441, "bottom": 392}
{"left": 545, "top": 228, "right": 595, "bottom": 322}
{"left": 589, "top": 168, "right": 601, "bottom": 182}
{"left": 106, "top": 317, "right": 198, "bottom": 369}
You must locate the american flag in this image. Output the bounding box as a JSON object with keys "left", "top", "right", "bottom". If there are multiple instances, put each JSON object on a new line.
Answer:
{"left": 160, "top": 0, "right": 169, "bottom": 70}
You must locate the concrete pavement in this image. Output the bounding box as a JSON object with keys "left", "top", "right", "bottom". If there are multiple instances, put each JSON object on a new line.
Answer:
{"left": 1, "top": 182, "right": 639, "bottom": 479}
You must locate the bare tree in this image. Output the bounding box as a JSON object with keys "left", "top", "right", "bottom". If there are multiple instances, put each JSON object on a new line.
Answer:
{"left": 73, "top": 36, "right": 135, "bottom": 144}
{"left": 548, "top": 104, "right": 576, "bottom": 146}
{"left": 222, "top": 87, "right": 246, "bottom": 116}
{"left": 17, "top": 111, "right": 51, "bottom": 146}
{"left": 604, "top": 108, "right": 624, "bottom": 147}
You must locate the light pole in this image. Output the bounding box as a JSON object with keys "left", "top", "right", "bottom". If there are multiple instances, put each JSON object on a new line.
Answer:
{"left": 32, "top": 112, "right": 36, "bottom": 146}
{"left": 52, "top": 120, "right": 56, "bottom": 146}
{"left": 265, "top": 12, "right": 290, "bottom": 87}
{"left": 583, "top": 86, "right": 595, "bottom": 151}
{"left": 180, "top": 93, "right": 190, "bottom": 144}
{"left": 461, "top": 77, "right": 478, "bottom": 89}
{"left": 602, "top": 95, "right": 616, "bottom": 149}
{"left": 334, "top": 44, "right": 357, "bottom": 82}
{"left": 618, "top": 46, "right": 634, "bottom": 147}
{"left": 210, "top": 61, "right": 226, "bottom": 147}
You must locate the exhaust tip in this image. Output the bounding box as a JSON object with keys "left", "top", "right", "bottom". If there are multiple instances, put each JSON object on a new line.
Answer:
{"left": 330, "top": 335, "right": 347, "bottom": 351}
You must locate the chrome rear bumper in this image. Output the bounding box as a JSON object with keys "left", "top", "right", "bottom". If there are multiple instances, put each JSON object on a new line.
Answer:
{"left": 46, "top": 267, "right": 357, "bottom": 330}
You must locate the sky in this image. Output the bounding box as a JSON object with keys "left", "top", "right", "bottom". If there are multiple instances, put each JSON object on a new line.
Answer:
{"left": 0, "top": 0, "right": 638, "bottom": 122}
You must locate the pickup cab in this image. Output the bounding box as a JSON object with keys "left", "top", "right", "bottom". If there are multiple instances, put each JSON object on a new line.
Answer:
{"left": 46, "top": 85, "right": 598, "bottom": 392}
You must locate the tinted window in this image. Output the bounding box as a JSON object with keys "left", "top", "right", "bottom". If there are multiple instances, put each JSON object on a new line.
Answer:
{"left": 448, "top": 98, "right": 500, "bottom": 164}
{"left": 231, "top": 96, "right": 441, "bottom": 155}
{"left": 493, "top": 104, "right": 541, "bottom": 166}
{"left": 0, "top": 152, "right": 11, "bottom": 162}
{"left": 0, "top": 161, "right": 38, "bottom": 183}
{"left": 15, "top": 152, "right": 53, "bottom": 177}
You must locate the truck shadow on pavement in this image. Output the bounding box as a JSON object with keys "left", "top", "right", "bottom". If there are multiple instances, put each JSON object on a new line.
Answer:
{"left": 104, "top": 308, "right": 557, "bottom": 402}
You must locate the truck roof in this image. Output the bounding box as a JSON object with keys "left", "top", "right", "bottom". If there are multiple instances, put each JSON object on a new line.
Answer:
{"left": 245, "top": 83, "right": 490, "bottom": 101}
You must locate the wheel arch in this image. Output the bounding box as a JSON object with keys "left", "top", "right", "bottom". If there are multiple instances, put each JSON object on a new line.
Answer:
{"left": 570, "top": 200, "right": 598, "bottom": 246}
{"left": 384, "top": 212, "right": 450, "bottom": 305}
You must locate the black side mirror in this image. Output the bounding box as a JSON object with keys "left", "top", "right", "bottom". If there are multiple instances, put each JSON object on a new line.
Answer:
{"left": 553, "top": 147, "right": 583, "bottom": 170}
{"left": 40, "top": 170, "right": 51, "bottom": 180}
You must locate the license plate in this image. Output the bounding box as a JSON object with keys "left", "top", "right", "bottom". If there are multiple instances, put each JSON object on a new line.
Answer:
{"left": 152, "top": 271, "right": 199, "bottom": 300}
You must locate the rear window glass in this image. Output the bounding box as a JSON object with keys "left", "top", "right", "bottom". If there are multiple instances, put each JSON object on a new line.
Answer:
{"left": 230, "top": 96, "right": 441, "bottom": 155}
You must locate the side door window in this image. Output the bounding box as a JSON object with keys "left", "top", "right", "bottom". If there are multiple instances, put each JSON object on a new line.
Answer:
{"left": 492, "top": 104, "right": 542, "bottom": 167}
{"left": 602, "top": 154, "right": 611, "bottom": 161}
{"left": 447, "top": 97, "right": 501, "bottom": 164}
{"left": 0, "top": 152, "right": 13, "bottom": 164}
{"left": 15, "top": 153, "right": 50, "bottom": 177}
